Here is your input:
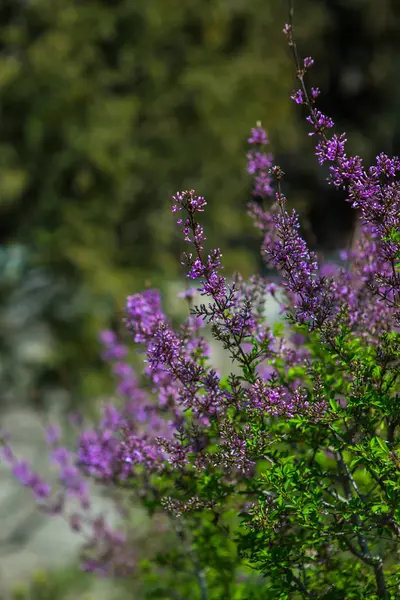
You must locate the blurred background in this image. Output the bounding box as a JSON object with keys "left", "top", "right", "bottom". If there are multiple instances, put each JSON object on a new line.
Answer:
{"left": 0, "top": 0, "right": 399, "bottom": 597}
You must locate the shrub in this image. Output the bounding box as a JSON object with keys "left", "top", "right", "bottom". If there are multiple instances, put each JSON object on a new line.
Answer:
{"left": 3, "top": 11, "right": 400, "bottom": 600}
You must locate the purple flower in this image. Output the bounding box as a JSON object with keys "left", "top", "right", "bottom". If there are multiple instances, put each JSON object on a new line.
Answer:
{"left": 264, "top": 209, "right": 333, "bottom": 329}
{"left": 311, "top": 87, "right": 320, "bottom": 101}
{"left": 303, "top": 56, "right": 314, "bottom": 69}
{"left": 307, "top": 110, "right": 334, "bottom": 136}
{"left": 291, "top": 89, "right": 304, "bottom": 105}
{"left": 315, "top": 134, "right": 347, "bottom": 165}
{"left": 248, "top": 124, "right": 269, "bottom": 145}
{"left": 12, "top": 460, "right": 35, "bottom": 486}
{"left": 99, "top": 330, "right": 116, "bottom": 346}
{"left": 177, "top": 287, "right": 197, "bottom": 300}
{"left": 12, "top": 460, "right": 51, "bottom": 499}
{"left": 172, "top": 190, "right": 207, "bottom": 214}
{"left": 201, "top": 271, "right": 227, "bottom": 299}
{"left": 247, "top": 127, "right": 274, "bottom": 200}
{"left": 50, "top": 446, "right": 70, "bottom": 467}
{"left": 282, "top": 23, "right": 292, "bottom": 36}
{"left": 45, "top": 423, "right": 61, "bottom": 445}
{"left": 99, "top": 330, "right": 128, "bottom": 360}
{"left": 247, "top": 151, "right": 273, "bottom": 175}
{"left": 370, "top": 153, "right": 400, "bottom": 178}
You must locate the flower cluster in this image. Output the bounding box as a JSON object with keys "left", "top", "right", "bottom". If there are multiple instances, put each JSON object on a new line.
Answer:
{"left": 247, "top": 123, "right": 274, "bottom": 199}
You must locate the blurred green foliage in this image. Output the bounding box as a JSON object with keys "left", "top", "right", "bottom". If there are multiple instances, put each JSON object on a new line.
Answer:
{"left": 11, "top": 567, "right": 93, "bottom": 600}
{"left": 0, "top": 0, "right": 307, "bottom": 280}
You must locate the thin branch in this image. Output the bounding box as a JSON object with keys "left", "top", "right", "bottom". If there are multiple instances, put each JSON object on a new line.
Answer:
{"left": 287, "top": 567, "right": 316, "bottom": 600}
{"left": 341, "top": 535, "right": 383, "bottom": 568}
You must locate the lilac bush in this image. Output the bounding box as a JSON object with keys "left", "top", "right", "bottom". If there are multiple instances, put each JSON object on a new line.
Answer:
{"left": 2, "top": 14, "right": 400, "bottom": 600}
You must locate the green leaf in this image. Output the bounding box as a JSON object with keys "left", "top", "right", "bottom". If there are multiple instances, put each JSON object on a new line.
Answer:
{"left": 375, "top": 437, "right": 390, "bottom": 455}
{"left": 329, "top": 398, "right": 339, "bottom": 412}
